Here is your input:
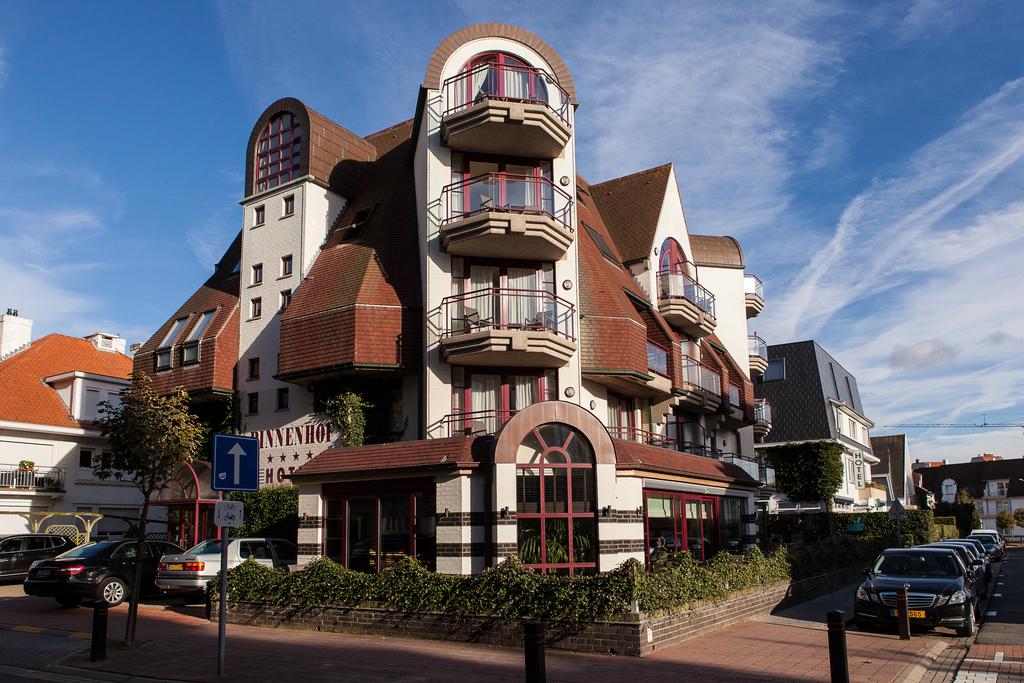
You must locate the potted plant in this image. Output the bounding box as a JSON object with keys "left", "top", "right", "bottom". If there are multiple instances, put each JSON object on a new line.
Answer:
{"left": 18, "top": 460, "right": 35, "bottom": 471}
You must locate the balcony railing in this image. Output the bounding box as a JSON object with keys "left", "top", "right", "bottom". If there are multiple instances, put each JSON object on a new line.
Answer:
{"left": 679, "top": 355, "right": 722, "bottom": 395}
{"left": 0, "top": 466, "right": 65, "bottom": 492}
{"left": 748, "top": 334, "right": 767, "bottom": 359}
{"left": 438, "top": 409, "right": 517, "bottom": 437}
{"left": 441, "top": 288, "right": 576, "bottom": 342}
{"left": 679, "top": 441, "right": 722, "bottom": 459}
{"left": 442, "top": 61, "right": 571, "bottom": 125}
{"left": 441, "top": 173, "right": 573, "bottom": 233}
{"left": 646, "top": 340, "right": 669, "bottom": 377}
{"left": 608, "top": 426, "right": 678, "bottom": 449}
{"left": 744, "top": 274, "right": 765, "bottom": 301}
{"left": 755, "top": 399, "right": 772, "bottom": 424}
{"left": 658, "top": 270, "right": 716, "bottom": 317}
{"left": 728, "top": 383, "right": 741, "bottom": 407}
{"left": 759, "top": 461, "right": 776, "bottom": 487}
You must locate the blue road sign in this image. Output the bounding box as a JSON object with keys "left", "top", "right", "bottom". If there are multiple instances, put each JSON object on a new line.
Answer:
{"left": 211, "top": 433, "right": 260, "bottom": 492}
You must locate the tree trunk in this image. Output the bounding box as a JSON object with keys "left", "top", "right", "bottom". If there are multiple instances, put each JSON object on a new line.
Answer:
{"left": 125, "top": 495, "right": 149, "bottom": 646}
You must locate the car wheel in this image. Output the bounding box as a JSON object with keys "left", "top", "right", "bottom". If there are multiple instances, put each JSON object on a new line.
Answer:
{"left": 957, "top": 606, "right": 976, "bottom": 637}
{"left": 98, "top": 577, "right": 127, "bottom": 607}
{"left": 56, "top": 596, "right": 80, "bottom": 609}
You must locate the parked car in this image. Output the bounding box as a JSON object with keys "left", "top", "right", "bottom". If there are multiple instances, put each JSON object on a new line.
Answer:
{"left": 155, "top": 537, "right": 297, "bottom": 596}
{"left": 969, "top": 530, "right": 1004, "bottom": 558}
{"left": 923, "top": 543, "right": 987, "bottom": 597}
{"left": 854, "top": 547, "right": 980, "bottom": 637}
{"left": 942, "top": 539, "right": 992, "bottom": 581}
{"left": 23, "top": 539, "right": 183, "bottom": 607}
{"left": 0, "top": 534, "right": 75, "bottom": 579}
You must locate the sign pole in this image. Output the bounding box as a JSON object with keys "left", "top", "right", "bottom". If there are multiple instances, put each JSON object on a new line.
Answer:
{"left": 218, "top": 524, "right": 229, "bottom": 676}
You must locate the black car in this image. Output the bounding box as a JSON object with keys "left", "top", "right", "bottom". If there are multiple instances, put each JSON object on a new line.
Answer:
{"left": 23, "top": 539, "right": 183, "bottom": 607}
{"left": 941, "top": 539, "right": 992, "bottom": 582}
{"left": 855, "top": 547, "right": 979, "bottom": 637}
{"left": 924, "top": 543, "right": 987, "bottom": 597}
{"left": 0, "top": 534, "right": 75, "bottom": 579}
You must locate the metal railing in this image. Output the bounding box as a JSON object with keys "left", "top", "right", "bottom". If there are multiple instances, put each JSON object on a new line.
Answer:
{"left": 658, "top": 270, "right": 716, "bottom": 317}
{"left": 758, "top": 461, "right": 776, "bottom": 486}
{"left": 679, "top": 441, "right": 722, "bottom": 459}
{"left": 678, "top": 355, "right": 722, "bottom": 395}
{"left": 646, "top": 340, "right": 669, "bottom": 377}
{"left": 748, "top": 334, "right": 767, "bottom": 359}
{"left": 441, "top": 288, "right": 576, "bottom": 342}
{"left": 608, "top": 426, "right": 678, "bottom": 449}
{"left": 0, "top": 466, "right": 65, "bottom": 491}
{"left": 728, "top": 383, "right": 741, "bottom": 407}
{"left": 438, "top": 409, "right": 517, "bottom": 437}
{"left": 744, "top": 274, "right": 765, "bottom": 301}
{"left": 440, "top": 173, "right": 573, "bottom": 232}
{"left": 755, "top": 399, "right": 772, "bottom": 424}
{"left": 442, "top": 61, "right": 571, "bottom": 125}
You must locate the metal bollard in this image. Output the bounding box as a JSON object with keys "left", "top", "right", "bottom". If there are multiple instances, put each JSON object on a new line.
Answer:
{"left": 524, "top": 621, "right": 546, "bottom": 683}
{"left": 897, "top": 585, "right": 911, "bottom": 641}
{"left": 90, "top": 605, "right": 108, "bottom": 662}
{"left": 826, "top": 610, "right": 850, "bottom": 683}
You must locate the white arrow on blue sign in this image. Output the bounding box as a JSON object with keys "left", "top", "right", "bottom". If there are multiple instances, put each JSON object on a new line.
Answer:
{"left": 211, "top": 433, "right": 260, "bottom": 492}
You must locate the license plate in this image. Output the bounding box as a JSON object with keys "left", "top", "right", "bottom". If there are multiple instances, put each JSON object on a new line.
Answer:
{"left": 891, "top": 609, "right": 926, "bottom": 619}
{"left": 35, "top": 569, "right": 50, "bottom": 578}
{"left": 167, "top": 563, "right": 184, "bottom": 571}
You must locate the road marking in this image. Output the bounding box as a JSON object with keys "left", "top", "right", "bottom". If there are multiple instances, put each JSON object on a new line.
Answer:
{"left": 985, "top": 611, "right": 998, "bottom": 616}
{"left": 12, "top": 625, "right": 45, "bottom": 634}
{"left": 993, "top": 593, "right": 1002, "bottom": 597}
{"left": 69, "top": 631, "right": 91, "bottom": 640}
{"left": 994, "top": 652, "right": 1005, "bottom": 662}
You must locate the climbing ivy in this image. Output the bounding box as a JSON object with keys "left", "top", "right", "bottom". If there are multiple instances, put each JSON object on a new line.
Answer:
{"left": 322, "top": 391, "right": 372, "bottom": 447}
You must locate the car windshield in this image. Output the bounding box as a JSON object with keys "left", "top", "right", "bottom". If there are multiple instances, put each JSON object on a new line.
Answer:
{"left": 58, "top": 542, "right": 111, "bottom": 559}
{"left": 873, "top": 553, "right": 960, "bottom": 578}
{"left": 185, "top": 540, "right": 224, "bottom": 555}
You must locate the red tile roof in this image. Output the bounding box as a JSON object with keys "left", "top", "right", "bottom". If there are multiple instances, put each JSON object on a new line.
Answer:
{"left": 291, "top": 436, "right": 485, "bottom": 479}
{"left": 613, "top": 439, "right": 759, "bottom": 486}
{"left": 0, "top": 334, "right": 132, "bottom": 429}
{"left": 590, "top": 163, "right": 672, "bottom": 263}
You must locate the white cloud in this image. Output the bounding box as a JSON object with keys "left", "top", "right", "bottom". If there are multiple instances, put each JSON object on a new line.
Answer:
{"left": 888, "top": 339, "right": 957, "bottom": 372}
{"left": 186, "top": 206, "right": 238, "bottom": 270}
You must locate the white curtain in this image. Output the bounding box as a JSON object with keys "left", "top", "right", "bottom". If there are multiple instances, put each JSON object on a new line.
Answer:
{"left": 510, "top": 375, "right": 537, "bottom": 411}
{"left": 507, "top": 267, "right": 540, "bottom": 327}
{"left": 469, "top": 266, "right": 497, "bottom": 327}
{"left": 471, "top": 374, "right": 500, "bottom": 432}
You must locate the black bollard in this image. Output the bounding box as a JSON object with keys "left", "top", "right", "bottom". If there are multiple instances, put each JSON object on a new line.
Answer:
{"left": 90, "top": 605, "right": 108, "bottom": 662}
{"left": 524, "top": 621, "right": 546, "bottom": 683}
{"left": 826, "top": 610, "right": 850, "bottom": 683}
{"left": 897, "top": 585, "right": 911, "bottom": 641}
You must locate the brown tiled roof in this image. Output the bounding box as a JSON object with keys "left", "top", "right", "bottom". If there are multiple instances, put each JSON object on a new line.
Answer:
{"left": 702, "top": 335, "right": 754, "bottom": 418}
{"left": 613, "top": 439, "right": 759, "bottom": 486}
{"left": 134, "top": 233, "right": 240, "bottom": 396}
{"left": 0, "top": 334, "right": 132, "bottom": 429}
{"left": 291, "top": 436, "right": 486, "bottom": 479}
{"left": 424, "top": 24, "right": 578, "bottom": 104}
{"left": 590, "top": 164, "right": 672, "bottom": 263}
{"left": 278, "top": 121, "right": 421, "bottom": 379}
{"left": 690, "top": 235, "right": 745, "bottom": 269}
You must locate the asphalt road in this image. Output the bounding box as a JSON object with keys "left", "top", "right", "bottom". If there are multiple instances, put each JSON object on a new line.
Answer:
{"left": 976, "top": 546, "right": 1022, "bottom": 645}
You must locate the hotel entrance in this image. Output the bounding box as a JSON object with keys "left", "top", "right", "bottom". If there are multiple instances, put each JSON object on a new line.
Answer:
{"left": 644, "top": 490, "right": 718, "bottom": 565}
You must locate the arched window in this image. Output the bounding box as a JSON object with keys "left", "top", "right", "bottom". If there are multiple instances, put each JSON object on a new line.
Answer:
{"left": 255, "top": 112, "right": 302, "bottom": 194}
{"left": 659, "top": 237, "right": 687, "bottom": 274}
{"left": 459, "top": 52, "right": 549, "bottom": 109}
{"left": 515, "top": 423, "right": 597, "bottom": 575}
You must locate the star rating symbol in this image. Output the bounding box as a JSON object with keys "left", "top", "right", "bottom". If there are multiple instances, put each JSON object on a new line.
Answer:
{"left": 292, "top": 452, "right": 301, "bottom": 461}
{"left": 306, "top": 451, "right": 314, "bottom": 460}
{"left": 266, "top": 455, "right": 274, "bottom": 464}
{"left": 279, "top": 454, "right": 287, "bottom": 462}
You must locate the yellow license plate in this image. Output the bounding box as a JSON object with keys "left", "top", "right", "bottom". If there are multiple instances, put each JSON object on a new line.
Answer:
{"left": 168, "top": 563, "right": 183, "bottom": 571}
{"left": 891, "top": 609, "right": 926, "bottom": 619}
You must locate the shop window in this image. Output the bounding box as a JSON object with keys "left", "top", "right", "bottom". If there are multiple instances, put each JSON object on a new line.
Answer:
{"left": 644, "top": 490, "right": 718, "bottom": 564}
{"left": 515, "top": 423, "right": 597, "bottom": 576}
{"left": 720, "top": 498, "right": 744, "bottom": 554}
{"left": 323, "top": 491, "right": 435, "bottom": 573}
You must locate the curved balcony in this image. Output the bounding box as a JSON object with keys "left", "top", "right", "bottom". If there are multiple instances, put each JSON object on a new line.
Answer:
{"left": 439, "top": 288, "right": 576, "bottom": 367}
{"left": 441, "top": 62, "right": 571, "bottom": 158}
{"left": 608, "top": 426, "right": 678, "bottom": 449}
{"left": 748, "top": 334, "right": 768, "bottom": 376}
{"left": 754, "top": 398, "right": 772, "bottom": 437}
{"left": 439, "top": 173, "right": 574, "bottom": 260}
{"left": 674, "top": 354, "right": 722, "bottom": 412}
{"left": 745, "top": 274, "right": 764, "bottom": 318}
{"left": 434, "top": 409, "right": 517, "bottom": 437}
{"left": 657, "top": 271, "right": 716, "bottom": 338}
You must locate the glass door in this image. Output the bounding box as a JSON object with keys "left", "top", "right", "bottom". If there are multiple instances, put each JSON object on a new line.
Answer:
{"left": 347, "top": 498, "right": 378, "bottom": 574}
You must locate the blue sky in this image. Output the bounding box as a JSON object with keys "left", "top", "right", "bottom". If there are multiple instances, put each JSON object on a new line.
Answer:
{"left": 1, "top": 1, "right": 1022, "bottom": 463}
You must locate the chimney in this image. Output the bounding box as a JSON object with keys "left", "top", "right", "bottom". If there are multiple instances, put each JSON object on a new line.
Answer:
{"left": 0, "top": 309, "right": 33, "bottom": 358}
{"left": 84, "top": 332, "right": 127, "bottom": 355}
{"left": 129, "top": 342, "right": 143, "bottom": 356}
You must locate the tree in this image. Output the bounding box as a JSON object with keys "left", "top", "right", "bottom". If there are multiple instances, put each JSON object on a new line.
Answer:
{"left": 954, "top": 489, "right": 982, "bottom": 534}
{"left": 322, "top": 391, "right": 373, "bottom": 447}
{"left": 96, "top": 373, "right": 204, "bottom": 646}
{"left": 763, "top": 441, "right": 845, "bottom": 507}
{"left": 996, "top": 509, "right": 1015, "bottom": 535}
{"left": 230, "top": 485, "right": 298, "bottom": 540}
{"left": 1014, "top": 507, "right": 1024, "bottom": 531}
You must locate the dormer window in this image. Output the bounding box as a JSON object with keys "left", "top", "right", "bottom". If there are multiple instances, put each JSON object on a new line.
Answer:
{"left": 255, "top": 113, "right": 302, "bottom": 194}
{"left": 156, "top": 317, "right": 187, "bottom": 370}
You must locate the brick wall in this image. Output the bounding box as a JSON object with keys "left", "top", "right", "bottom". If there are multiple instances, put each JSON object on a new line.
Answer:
{"left": 212, "top": 565, "right": 863, "bottom": 657}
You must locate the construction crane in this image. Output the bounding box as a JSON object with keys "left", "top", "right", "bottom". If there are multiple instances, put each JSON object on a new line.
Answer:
{"left": 883, "top": 417, "right": 1023, "bottom": 434}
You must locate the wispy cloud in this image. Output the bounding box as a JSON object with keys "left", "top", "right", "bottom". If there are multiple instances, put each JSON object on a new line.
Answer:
{"left": 186, "top": 206, "right": 238, "bottom": 270}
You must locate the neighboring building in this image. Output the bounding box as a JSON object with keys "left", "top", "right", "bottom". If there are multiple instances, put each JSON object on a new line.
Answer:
{"left": 916, "top": 457, "right": 1024, "bottom": 536}
{"left": 972, "top": 454, "right": 1003, "bottom": 462}
{"left": 912, "top": 459, "right": 947, "bottom": 470}
{"left": 754, "top": 340, "right": 879, "bottom": 510}
{"left": 136, "top": 24, "right": 770, "bottom": 576}
{"left": 869, "top": 434, "right": 915, "bottom": 507}
{"left": 0, "top": 311, "right": 144, "bottom": 538}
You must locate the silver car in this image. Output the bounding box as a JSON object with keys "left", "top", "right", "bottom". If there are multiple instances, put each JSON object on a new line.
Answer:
{"left": 155, "top": 537, "right": 297, "bottom": 594}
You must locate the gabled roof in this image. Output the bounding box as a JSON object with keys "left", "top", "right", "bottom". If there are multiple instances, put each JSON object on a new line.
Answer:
{"left": 0, "top": 334, "right": 132, "bottom": 429}
{"left": 590, "top": 163, "right": 672, "bottom": 263}
{"left": 690, "top": 235, "right": 745, "bottom": 269}
{"left": 613, "top": 439, "right": 760, "bottom": 486}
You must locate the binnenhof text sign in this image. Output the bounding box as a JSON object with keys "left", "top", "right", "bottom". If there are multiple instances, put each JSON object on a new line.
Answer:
{"left": 250, "top": 420, "right": 335, "bottom": 485}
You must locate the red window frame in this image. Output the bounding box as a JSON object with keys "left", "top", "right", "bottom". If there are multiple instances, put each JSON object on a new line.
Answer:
{"left": 643, "top": 490, "right": 719, "bottom": 566}
{"left": 450, "top": 367, "right": 558, "bottom": 431}
{"left": 255, "top": 113, "right": 302, "bottom": 194}
{"left": 454, "top": 154, "right": 553, "bottom": 217}
{"left": 659, "top": 237, "right": 687, "bottom": 274}
{"left": 461, "top": 52, "right": 545, "bottom": 104}
{"left": 516, "top": 425, "right": 597, "bottom": 575}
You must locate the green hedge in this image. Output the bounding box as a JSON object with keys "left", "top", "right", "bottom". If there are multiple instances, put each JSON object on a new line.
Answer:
{"left": 931, "top": 524, "right": 960, "bottom": 541}
{"left": 770, "top": 510, "right": 939, "bottom": 546}
{"left": 933, "top": 516, "right": 957, "bottom": 527}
